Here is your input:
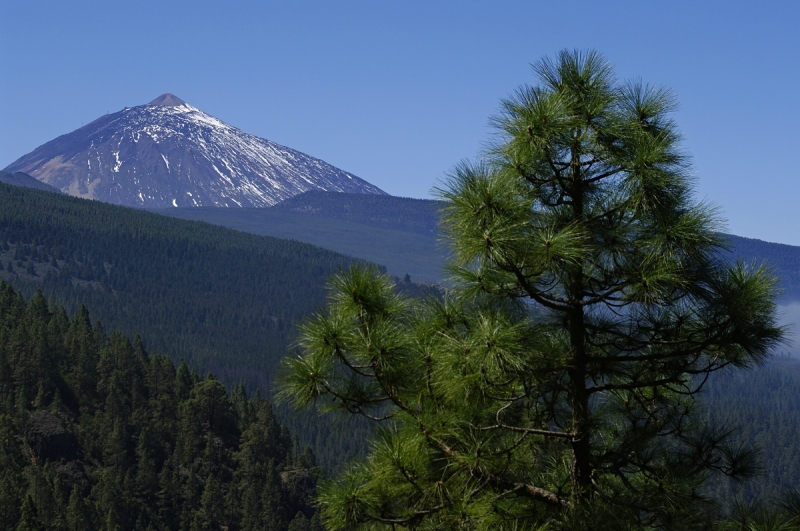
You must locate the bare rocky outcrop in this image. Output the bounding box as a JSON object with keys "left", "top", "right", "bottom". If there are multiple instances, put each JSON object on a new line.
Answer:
{"left": 24, "top": 410, "right": 77, "bottom": 462}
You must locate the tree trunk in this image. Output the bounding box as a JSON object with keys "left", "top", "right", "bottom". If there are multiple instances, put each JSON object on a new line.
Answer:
{"left": 569, "top": 143, "right": 592, "bottom": 505}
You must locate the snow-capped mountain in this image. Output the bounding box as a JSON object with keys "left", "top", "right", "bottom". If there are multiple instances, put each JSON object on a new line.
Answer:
{"left": 3, "top": 94, "right": 385, "bottom": 207}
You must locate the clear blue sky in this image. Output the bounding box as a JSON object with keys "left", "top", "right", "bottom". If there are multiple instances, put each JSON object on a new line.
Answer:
{"left": 1, "top": 1, "right": 798, "bottom": 244}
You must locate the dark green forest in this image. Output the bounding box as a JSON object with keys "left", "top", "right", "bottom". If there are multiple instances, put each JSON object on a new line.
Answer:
{"left": 0, "top": 182, "right": 385, "bottom": 469}
{"left": 704, "top": 356, "right": 800, "bottom": 502}
{"left": 0, "top": 282, "right": 325, "bottom": 530}
{"left": 1, "top": 181, "right": 799, "bottom": 515}
{"left": 0, "top": 181, "right": 361, "bottom": 388}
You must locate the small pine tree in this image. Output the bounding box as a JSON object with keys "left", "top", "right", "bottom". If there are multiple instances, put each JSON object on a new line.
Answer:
{"left": 104, "top": 506, "right": 121, "bottom": 531}
{"left": 66, "top": 487, "right": 91, "bottom": 531}
{"left": 191, "top": 474, "right": 225, "bottom": 531}
{"left": 287, "top": 511, "right": 311, "bottom": 531}
{"left": 32, "top": 382, "right": 48, "bottom": 410}
{"left": 16, "top": 494, "right": 42, "bottom": 531}
{"left": 135, "top": 428, "right": 159, "bottom": 501}
{"left": 175, "top": 360, "right": 193, "bottom": 402}
{"left": 0, "top": 474, "right": 22, "bottom": 530}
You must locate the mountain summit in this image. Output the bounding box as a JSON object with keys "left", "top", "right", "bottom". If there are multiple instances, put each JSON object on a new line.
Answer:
{"left": 3, "top": 95, "right": 385, "bottom": 207}
{"left": 147, "top": 93, "right": 187, "bottom": 106}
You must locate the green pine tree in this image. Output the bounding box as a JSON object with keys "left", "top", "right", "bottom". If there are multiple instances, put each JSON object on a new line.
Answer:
{"left": 287, "top": 511, "right": 311, "bottom": 531}
{"left": 279, "top": 49, "right": 785, "bottom": 530}
{"left": 0, "top": 473, "right": 23, "bottom": 530}
{"left": 16, "top": 494, "right": 43, "bottom": 531}
{"left": 32, "top": 381, "right": 48, "bottom": 410}
{"left": 66, "top": 486, "right": 92, "bottom": 531}
{"left": 259, "top": 471, "right": 286, "bottom": 531}
{"left": 104, "top": 506, "right": 121, "bottom": 531}
{"left": 191, "top": 474, "right": 226, "bottom": 531}
{"left": 175, "top": 360, "right": 193, "bottom": 402}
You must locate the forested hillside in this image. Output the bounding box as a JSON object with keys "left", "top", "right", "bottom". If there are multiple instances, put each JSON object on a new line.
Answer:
{"left": 0, "top": 283, "right": 324, "bottom": 530}
{"left": 0, "top": 182, "right": 363, "bottom": 389}
{"left": 0, "top": 182, "right": 381, "bottom": 468}
{"left": 1, "top": 181, "right": 797, "bottom": 504}
{"left": 704, "top": 357, "right": 800, "bottom": 502}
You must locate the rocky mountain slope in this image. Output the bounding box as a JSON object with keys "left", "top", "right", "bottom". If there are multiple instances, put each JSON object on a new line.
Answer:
{"left": 3, "top": 93, "right": 385, "bottom": 207}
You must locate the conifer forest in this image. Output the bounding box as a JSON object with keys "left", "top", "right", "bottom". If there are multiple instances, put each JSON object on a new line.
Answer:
{"left": 1, "top": 49, "right": 800, "bottom": 530}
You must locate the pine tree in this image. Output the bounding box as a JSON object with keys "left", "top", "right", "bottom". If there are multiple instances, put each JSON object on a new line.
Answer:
{"left": 156, "top": 453, "right": 182, "bottom": 531}
{"left": 135, "top": 427, "right": 159, "bottom": 502}
{"left": 231, "top": 383, "right": 253, "bottom": 430}
{"left": 191, "top": 474, "right": 225, "bottom": 531}
{"left": 279, "top": 50, "right": 785, "bottom": 530}
{"left": 287, "top": 511, "right": 311, "bottom": 531}
{"left": 259, "top": 463, "right": 287, "bottom": 531}
{"left": 65, "top": 305, "right": 98, "bottom": 407}
{"left": 180, "top": 466, "right": 202, "bottom": 531}
{"left": 104, "top": 506, "right": 121, "bottom": 531}
{"left": 26, "top": 464, "right": 59, "bottom": 528}
{"left": 66, "top": 486, "right": 92, "bottom": 531}
{"left": 0, "top": 472, "right": 23, "bottom": 530}
{"left": 32, "top": 381, "right": 48, "bottom": 410}
{"left": 93, "top": 468, "right": 122, "bottom": 531}
{"left": 16, "top": 494, "right": 43, "bottom": 531}
{"left": 175, "top": 360, "right": 193, "bottom": 402}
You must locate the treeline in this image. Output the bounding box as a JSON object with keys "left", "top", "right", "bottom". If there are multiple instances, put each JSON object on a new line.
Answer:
{"left": 703, "top": 357, "right": 800, "bottom": 502}
{"left": 0, "top": 182, "right": 377, "bottom": 469}
{"left": 0, "top": 282, "right": 325, "bottom": 530}
{"left": 0, "top": 181, "right": 362, "bottom": 390}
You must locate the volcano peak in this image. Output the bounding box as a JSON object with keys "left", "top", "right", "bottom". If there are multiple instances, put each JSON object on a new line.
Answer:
{"left": 147, "top": 93, "right": 187, "bottom": 107}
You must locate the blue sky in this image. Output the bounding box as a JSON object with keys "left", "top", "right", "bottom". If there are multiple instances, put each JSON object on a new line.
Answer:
{"left": 1, "top": 1, "right": 798, "bottom": 244}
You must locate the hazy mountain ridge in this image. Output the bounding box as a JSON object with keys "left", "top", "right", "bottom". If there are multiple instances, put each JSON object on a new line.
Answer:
{"left": 151, "top": 192, "right": 449, "bottom": 282}
{"left": 156, "top": 191, "right": 800, "bottom": 301}
{"left": 271, "top": 190, "right": 442, "bottom": 235}
{"left": 153, "top": 206, "right": 449, "bottom": 284}
{"left": 0, "top": 170, "right": 61, "bottom": 193}
{"left": 3, "top": 93, "right": 385, "bottom": 208}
